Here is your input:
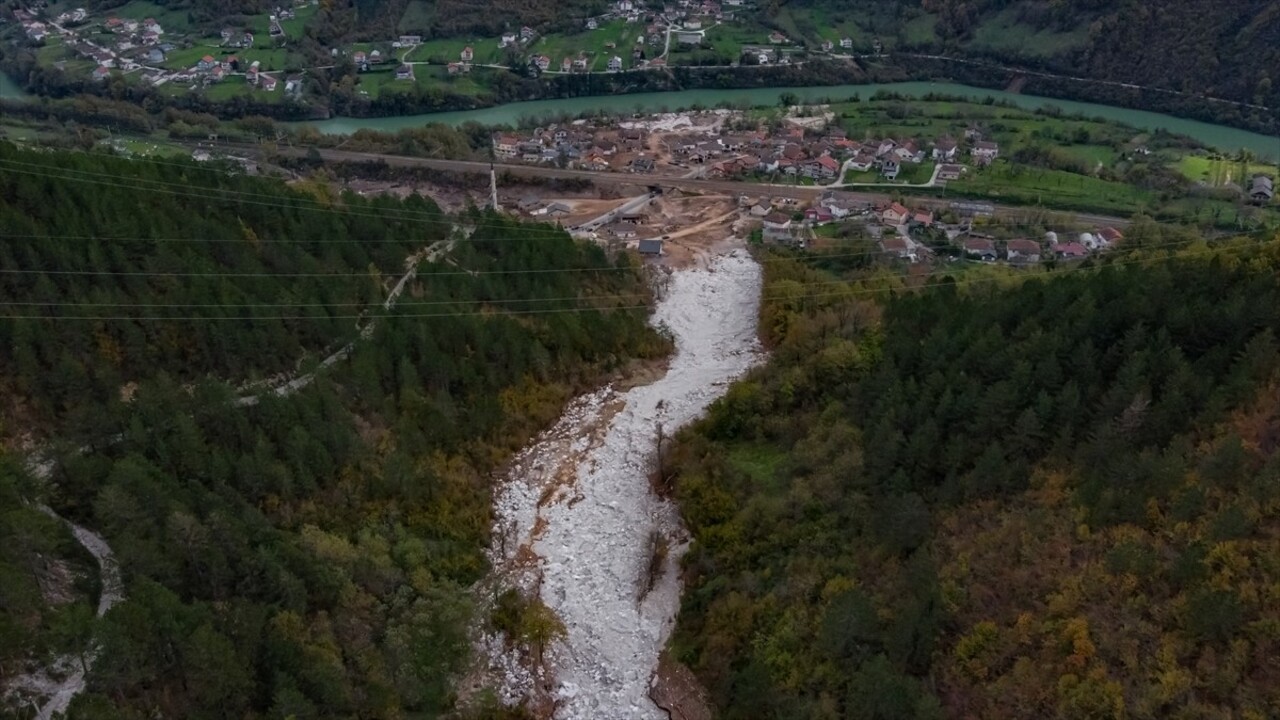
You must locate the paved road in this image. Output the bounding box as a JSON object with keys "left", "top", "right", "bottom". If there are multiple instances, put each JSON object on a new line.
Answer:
{"left": 574, "top": 193, "right": 654, "bottom": 231}
{"left": 216, "top": 142, "right": 1132, "bottom": 227}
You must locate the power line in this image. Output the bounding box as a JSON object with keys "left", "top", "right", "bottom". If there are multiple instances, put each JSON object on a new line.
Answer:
{"left": 0, "top": 291, "right": 654, "bottom": 309}
{"left": 1, "top": 156, "right": 632, "bottom": 239}
{"left": 0, "top": 303, "right": 655, "bottom": 321}
{"left": 0, "top": 241, "right": 1262, "bottom": 321}
{"left": 6, "top": 148, "right": 1214, "bottom": 269}
{"left": 0, "top": 160, "right": 585, "bottom": 238}
{"left": 0, "top": 214, "right": 1139, "bottom": 246}
{"left": 0, "top": 233, "right": 1221, "bottom": 279}
{"left": 0, "top": 152, "right": 1151, "bottom": 242}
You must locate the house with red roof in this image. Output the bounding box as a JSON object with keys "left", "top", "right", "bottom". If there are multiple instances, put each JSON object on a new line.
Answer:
{"left": 964, "top": 238, "right": 997, "bottom": 261}
{"left": 882, "top": 202, "right": 910, "bottom": 226}
{"left": 1006, "top": 238, "right": 1042, "bottom": 262}
{"left": 1096, "top": 227, "right": 1123, "bottom": 245}
{"left": 1056, "top": 242, "right": 1088, "bottom": 259}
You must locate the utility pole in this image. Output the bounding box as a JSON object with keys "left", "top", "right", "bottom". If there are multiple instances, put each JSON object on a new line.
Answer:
{"left": 489, "top": 159, "right": 499, "bottom": 211}
{"left": 487, "top": 142, "right": 499, "bottom": 211}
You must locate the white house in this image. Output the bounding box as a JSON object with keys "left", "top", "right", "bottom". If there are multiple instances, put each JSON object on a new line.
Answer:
{"left": 762, "top": 212, "right": 793, "bottom": 242}
{"left": 972, "top": 140, "right": 999, "bottom": 164}
{"left": 1006, "top": 238, "right": 1041, "bottom": 262}
{"left": 932, "top": 137, "right": 957, "bottom": 161}
{"left": 493, "top": 134, "right": 521, "bottom": 159}
{"left": 607, "top": 55, "right": 624, "bottom": 72}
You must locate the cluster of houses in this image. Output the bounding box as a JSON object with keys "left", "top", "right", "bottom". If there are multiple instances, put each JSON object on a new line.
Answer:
{"left": 946, "top": 227, "right": 1125, "bottom": 263}
{"left": 351, "top": 48, "right": 387, "bottom": 72}
{"left": 12, "top": 1, "right": 317, "bottom": 89}
{"left": 744, "top": 190, "right": 1127, "bottom": 264}
{"left": 219, "top": 27, "right": 255, "bottom": 49}
{"left": 499, "top": 25, "right": 538, "bottom": 49}
{"left": 683, "top": 123, "right": 998, "bottom": 182}
{"left": 486, "top": 114, "right": 1008, "bottom": 186}
{"left": 492, "top": 123, "right": 657, "bottom": 172}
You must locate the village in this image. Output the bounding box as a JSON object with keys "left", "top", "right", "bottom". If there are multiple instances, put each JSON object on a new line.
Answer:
{"left": 319, "top": 107, "right": 1122, "bottom": 270}
{"left": 8, "top": 0, "right": 869, "bottom": 101}
{"left": 486, "top": 108, "right": 991, "bottom": 185}
{"left": 478, "top": 109, "right": 1107, "bottom": 265}
{"left": 11, "top": 1, "right": 317, "bottom": 95}
{"left": 536, "top": 185, "right": 1130, "bottom": 268}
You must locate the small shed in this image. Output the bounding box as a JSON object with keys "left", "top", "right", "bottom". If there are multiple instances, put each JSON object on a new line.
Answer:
{"left": 638, "top": 239, "right": 664, "bottom": 256}
{"left": 1251, "top": 175, "right": 1274, "bottom": 205}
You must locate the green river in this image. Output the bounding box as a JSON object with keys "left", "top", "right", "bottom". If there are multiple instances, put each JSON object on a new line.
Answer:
{"left": 298, "top": 82, "right": 1278, "bottom": 160}
{"left": 3, "top": 71, "right": 1276, "bottom": 159}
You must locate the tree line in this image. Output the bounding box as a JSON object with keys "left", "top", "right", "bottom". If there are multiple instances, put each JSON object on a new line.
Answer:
{"left": 669, "top": 235, "right": 1280, "bottom": 719}
{"left": 0, "top": 147, "right": 669, "bottom": 719}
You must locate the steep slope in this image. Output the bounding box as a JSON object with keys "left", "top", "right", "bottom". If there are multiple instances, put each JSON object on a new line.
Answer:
{"left": 669, "top": 237, "right": 1280, "bottom": 719}
{"left": 786, "top": 0, "right": 1280, "bottom": 110}
{"left": 0, "top": 148, "right": 668, "bottom": 719}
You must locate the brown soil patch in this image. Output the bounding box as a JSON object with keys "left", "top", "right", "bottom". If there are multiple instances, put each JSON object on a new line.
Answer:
{"left": 531, "top": 515, "right": 549, "bottom": 540}
{"left": 612, "top": 356, "right": 672, "bottom": 392}
{"left": 650, "top": 649, "right": 714, "bottom": 720}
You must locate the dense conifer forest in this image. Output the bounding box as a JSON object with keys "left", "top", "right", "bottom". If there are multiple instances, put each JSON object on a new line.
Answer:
{"left": 670, "top": 236, "right": 1280, "bottom": 719}
{"left": 0, "top": 145, "right": 667, "bottom": 719}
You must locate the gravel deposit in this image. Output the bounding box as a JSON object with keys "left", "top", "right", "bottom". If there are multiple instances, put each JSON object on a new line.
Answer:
{"left": 485, "top": 250, "right": 764, "bottom": 718}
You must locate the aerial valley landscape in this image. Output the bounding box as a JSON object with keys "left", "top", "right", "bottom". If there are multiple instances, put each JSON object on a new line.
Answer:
{"left": 1, "top": 0, "right": 1279, "bottom": 719}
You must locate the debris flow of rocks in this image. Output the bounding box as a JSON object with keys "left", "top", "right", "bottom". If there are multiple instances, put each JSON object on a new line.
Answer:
{"left": 484, "top": 250, "right": 764, "bottom": 718}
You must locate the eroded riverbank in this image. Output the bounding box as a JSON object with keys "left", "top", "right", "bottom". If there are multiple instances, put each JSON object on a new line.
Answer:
{"left": 478, "top": 250, "right": 764, "bottom": 718}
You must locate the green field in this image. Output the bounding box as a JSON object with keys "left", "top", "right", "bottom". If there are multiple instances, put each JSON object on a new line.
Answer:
{"left": 161, "top": 44, "right": 220, "bottom": 70}
{"left": 201, "top": 79, "right": 285, "bottom": 102}
{"left": 232, "top": 6, "right": 316, "bottom": 42}
{"left": 1178, "top": 155, "right": 1279, "bottom": 186}
{"left": 535, "top": 20, "right": 641, "bottom": 71}
{"left": 969, "top": 6, "right": 1091, "bottom": 58}
{"left": 1060, "top": 144, "right": 1120, "bottom": 168}
{"left": 109, "top": 0, "right": 195, "bottom": 33}
{"left": 355, "top": 68, "right": 405, "bottom": 98}
{"left": 827, "top": 100, "right": 1142, "bottom": 166}
{"left": 897, "top": 160, "right": 936, "bottom": 184}
{"left": 949, "top": 162, "right": 1152, "bottom": 214}
{"left": 36, "top": 38, "right": 70, "bottom": 64}
{"left": 237, "top": 48, "right": 291, "bottom": 72}
{"left": 693, "top": 23, "right": 764, "bottom": 60}
{"left": 411, "top": 36, "right": 504, "bottom": 65}
{"left": 278, "top": 4, "right": 317, "bottom": 38}
{"left": 841, "top": 168, "right": 878, "bottom": 183}
{"left": 413, "top": 65, "right": 488, "bottom": 95}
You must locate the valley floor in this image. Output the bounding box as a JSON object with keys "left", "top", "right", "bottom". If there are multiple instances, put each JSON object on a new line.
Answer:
{"left": 475, "top": 248, "right": 764, "bottom": 718}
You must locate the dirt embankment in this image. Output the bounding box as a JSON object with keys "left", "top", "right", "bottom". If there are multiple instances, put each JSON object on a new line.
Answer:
{"left": 650, "top": 651, "right": 714, "bottom": 720}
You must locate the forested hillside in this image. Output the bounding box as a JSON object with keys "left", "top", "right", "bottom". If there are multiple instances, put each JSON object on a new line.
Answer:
{"left": 309, "top": 0, "right": 1278, "bottom": 111}
{"left": 0, "top": 142, "right": 441, "bottom": 433}
{"left": 0, "top": 146, "right": 668, "bottom": 719}
{"left": 670, "top": 235, "right": 1280, "bottom": 719}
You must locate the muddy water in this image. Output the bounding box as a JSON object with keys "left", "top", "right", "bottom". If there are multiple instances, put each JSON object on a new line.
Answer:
{"left": 485, "top": 250, "right": 764, "bottom": 718}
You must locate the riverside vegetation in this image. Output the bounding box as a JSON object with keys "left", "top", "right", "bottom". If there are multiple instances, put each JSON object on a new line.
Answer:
{"left": 0, "top": 143, "right": 669, "bottom": 719}
{"left": 668, "top": 232, "right": 1280, "bottom": 719}
{"left": 2, "top": 0, "right": 1277, "bottom": 132}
